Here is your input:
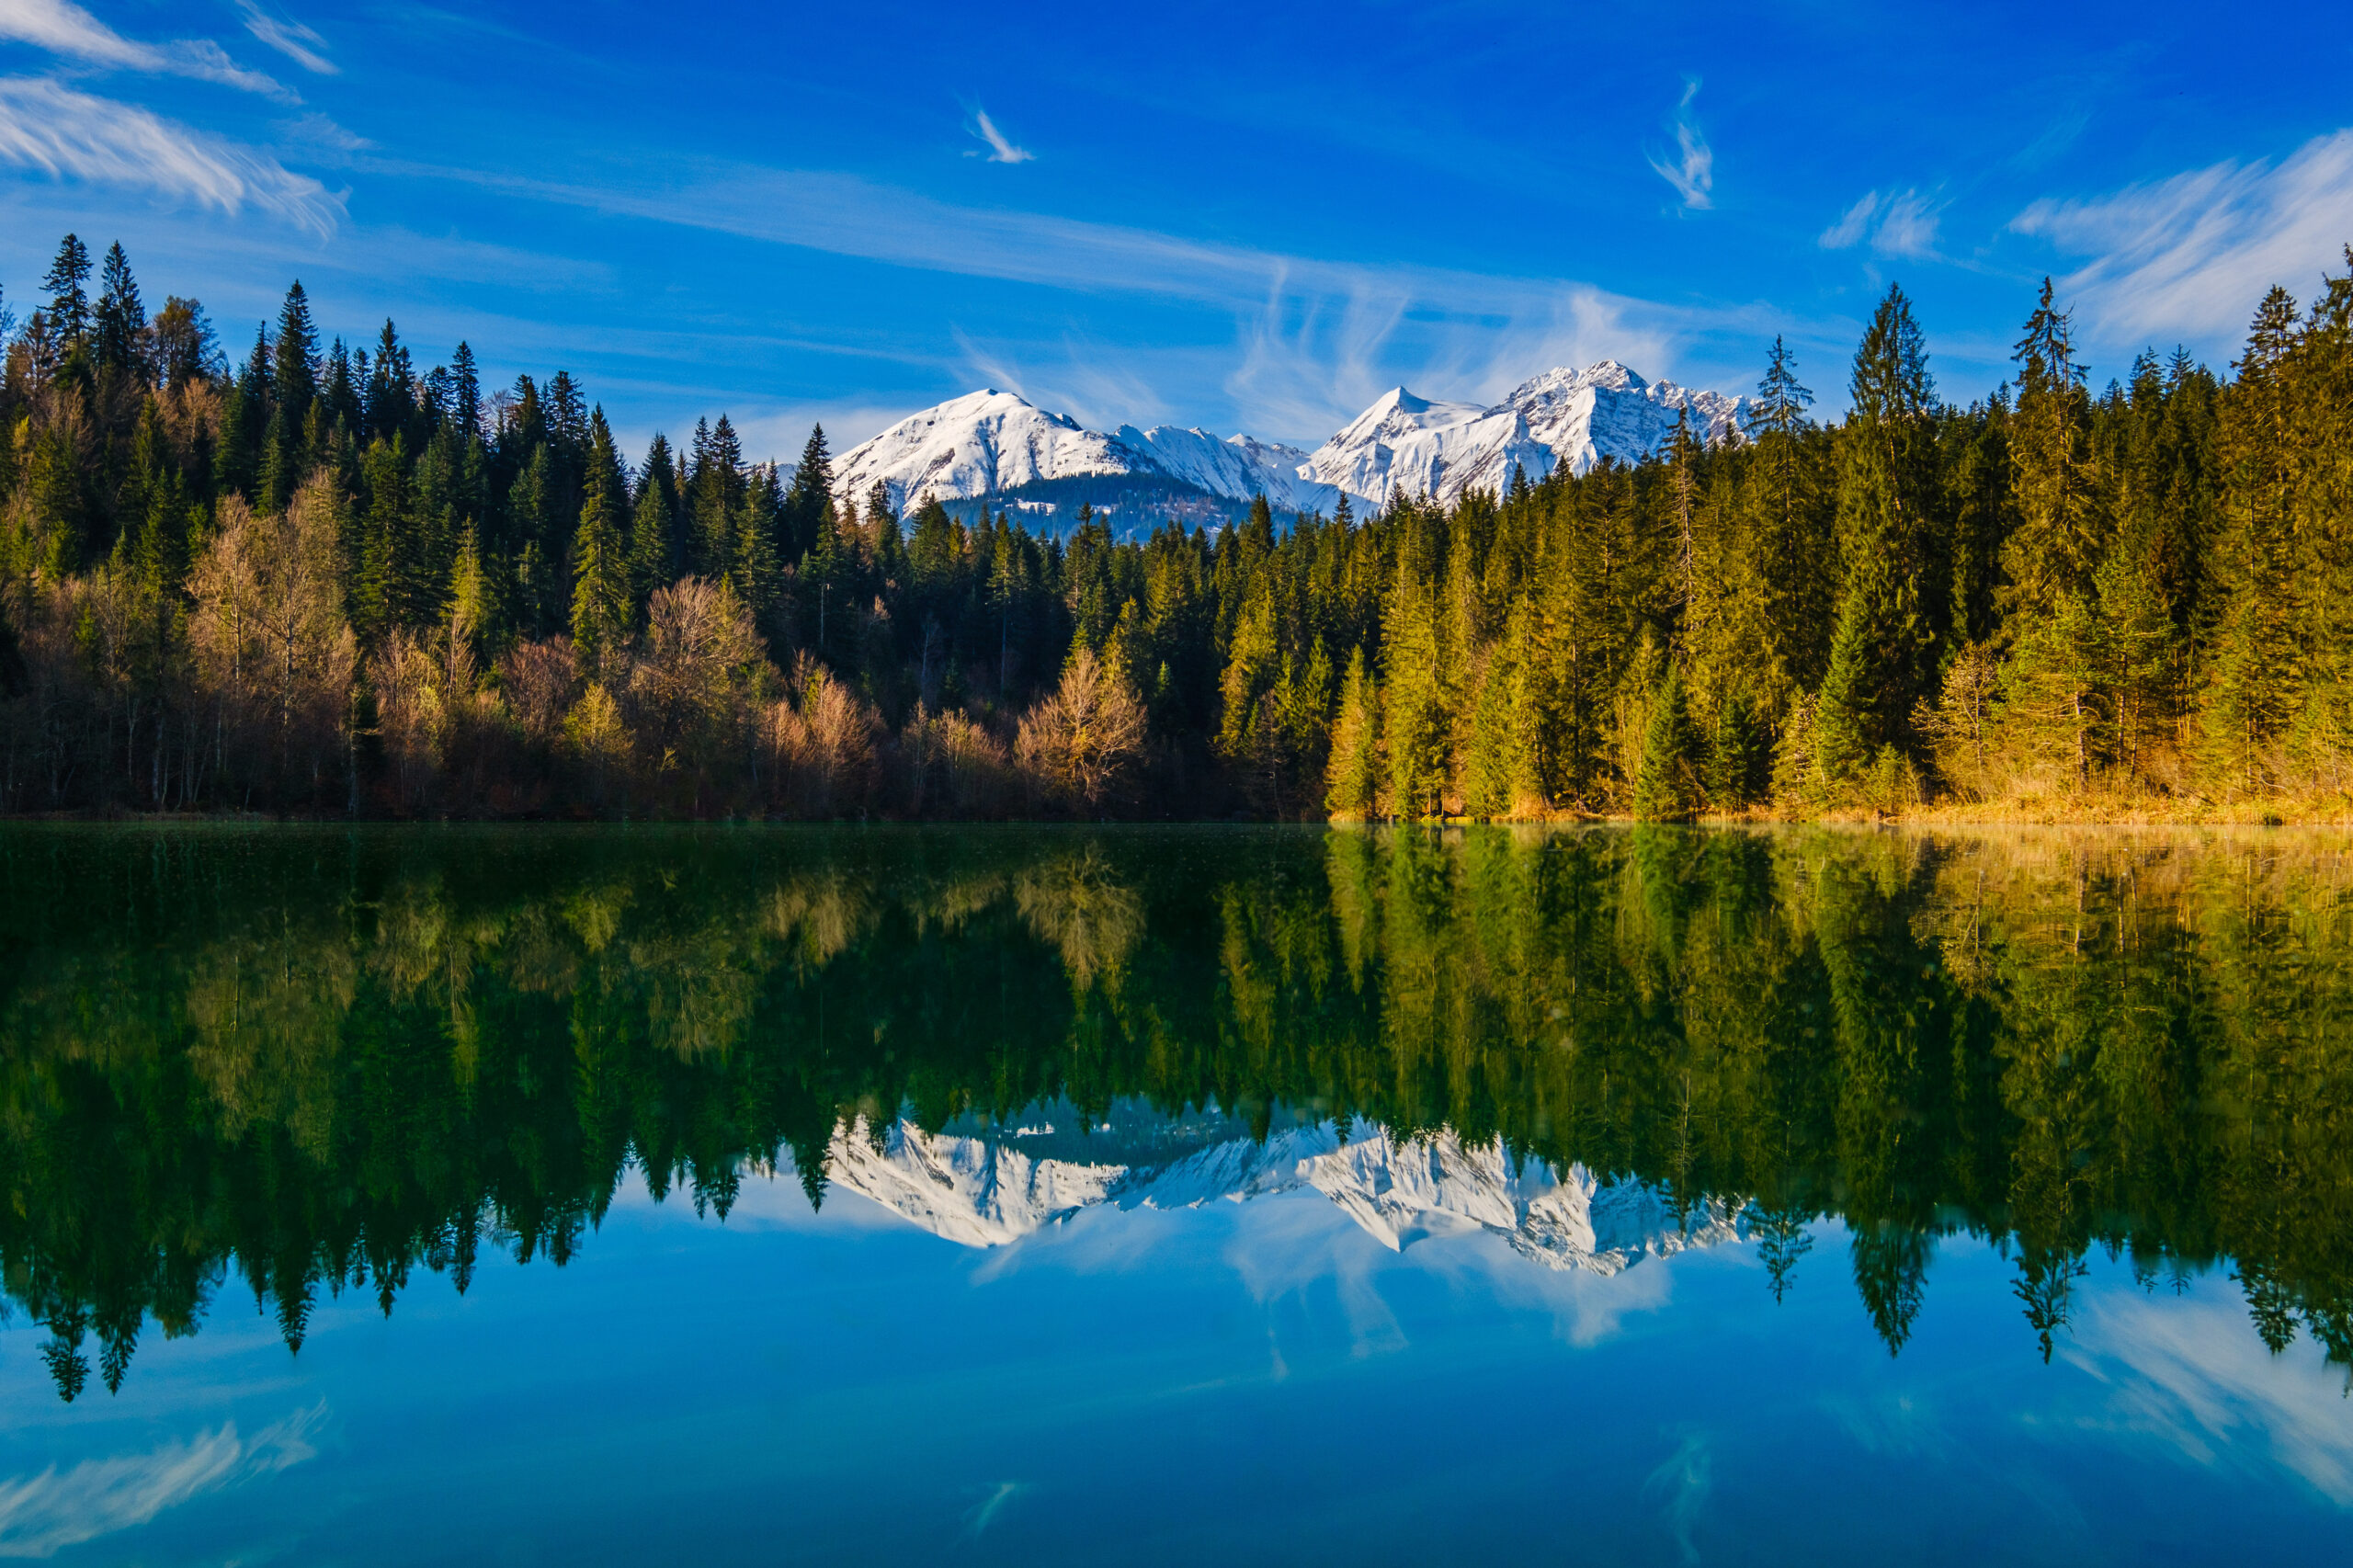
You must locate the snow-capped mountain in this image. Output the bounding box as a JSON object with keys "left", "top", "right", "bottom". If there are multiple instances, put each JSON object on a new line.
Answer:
{"left": 1298, "top": 360, "right": 1748, "bottom": 510}
{"left": 822, "top": 1110, "right": 1746, "bottom": 1274}
{"left": 829, "top": 361, "right": 1747, "bottom": 535}
{"left": 831, "top": 389, "right": 1336, "bottom": 535}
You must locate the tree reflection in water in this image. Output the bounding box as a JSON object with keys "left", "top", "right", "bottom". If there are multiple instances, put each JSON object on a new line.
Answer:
{"left": 2, "top": 824, "right": 2348, "bottom": 1399}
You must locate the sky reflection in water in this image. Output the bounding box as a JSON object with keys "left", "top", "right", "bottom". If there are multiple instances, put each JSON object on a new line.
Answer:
{"left": 6, "top": 1177, "right": 2348, "bottom": 1565}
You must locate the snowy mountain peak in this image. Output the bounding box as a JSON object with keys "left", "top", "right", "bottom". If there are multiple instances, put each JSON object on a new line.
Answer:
{"left": 828, "top": 359, "right": 1748, "bottom": 534}
{"left": 822, "top": 1114, "right": 1749, "bottom": 1275}
{"left": 1302, "top": 359, "right": 1753, "bottom": 509}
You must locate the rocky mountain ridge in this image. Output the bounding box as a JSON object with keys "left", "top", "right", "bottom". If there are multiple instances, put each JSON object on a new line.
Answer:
{"left": 823, "top": 1112, "right": 1747, "bottom": 1273}
{"left": 830, "top": 362, "right": 1750, "bottom": 534}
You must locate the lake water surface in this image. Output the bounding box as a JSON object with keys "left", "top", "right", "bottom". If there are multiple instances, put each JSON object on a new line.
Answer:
{"left": 3, "top": 824, "right": 2349, "bottom": 1563}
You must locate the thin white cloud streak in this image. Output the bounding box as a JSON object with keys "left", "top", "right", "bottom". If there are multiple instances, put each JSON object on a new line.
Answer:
{"left": 237, "top": 1, "right": 335, "bottom": 75}
{"left": 967, "top": 108, "right": 1032, "bottom": 165}
{"left": 2012, "top": 129, "right": 2353, "bottom": 349}
{"left": 0, "top": 0, "right": 289, "bottom": 97}
{"left": 2067, "top": 1290, "right": 2353, "bottom": 1504}
{"left": 1647, "top": 79, "right": 1712, "bottom": 210}
{"left": 1818, "top": 187, "right": 1942, "bottom": 259}
{"left": 0, "top": 76, "right": 341, "bottom": 235}
{"left": 1819, "top": 190, "right": 1878, "bottom": 249}
{"left": 392, "top": 157, "right": 1758, "bottom": 440}
{"left": 0, "top": 1405, "right": 322, "bottom": 1559}
{"left": 1641, "top": 1433, "right": 1712, "bottom": 1566}
{"left": 945, "top": 327, "right": 1178, "bottom": 436}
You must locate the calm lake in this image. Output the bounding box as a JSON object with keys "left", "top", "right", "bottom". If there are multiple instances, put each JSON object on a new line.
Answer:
{"left": 2, "top": 824, "right": 2349, "bottom": 1563}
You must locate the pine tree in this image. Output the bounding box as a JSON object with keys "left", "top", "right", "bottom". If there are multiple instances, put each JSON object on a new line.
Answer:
{"left": 323, "top": 338, "right": 360, "bottom": 434}
{"left": 1817, "top": 285, "right": 1943, "bottom": 780}
{"left": 1633, "top": 662, "right": 1699, "bottom": 820}
{"left": 1461, "top": 645, "right": 1516, "bottom": 818}
{"left": 2004, "top": 278, "right": 2102, "bottom": 620}
{"left": 449, "top": 342, "right": 482, "bottom": 438}
{"left": 784, "top": 425, "right": 833, "bottom": 560}
{"left": 446, "top": 524, "right": 500, "bottom": 665}
{"left": 690, "top": 415, "right": 744, "bottom": 576}
{"left": 1707, "top": 688, "right": 1757, "bottom": 809}
{"left": 2200, "top": 286, "right": 2304, "bottom": 793}
{"left": 273, "top": 282, "right": 320, "bottom": 424}
{"left": 1381, "top": 560, "right": 1446, "bottom": 817}
{"left": 365, "top": 320, "right": 414, "bottom": 446}
{"left": 507, "top": 445, "right": 557, "bottom": 633}
{"left": 354, "top": 437, "right": 405, "bottom": 642}
{"left": 92, "top": 243, "right": 147, "bottom": 381}
{"left": 733, "top": 465, "right": 785, "bottom": 640}
{"left": 41, "top": 234, "right": 91, "bottom": 345}
{"left": 1324, "top": 647, "right": 1381, "bottom": 819}
{"left": 628, "top": 478, "right": 672, "bottom": 615}
{"left": 570, "top": 464, "right": 632, "bottom": 673}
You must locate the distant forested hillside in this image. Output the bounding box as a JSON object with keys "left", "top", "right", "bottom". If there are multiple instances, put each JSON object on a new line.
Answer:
{"left": 3, "top": 233, "right": 2350, "bottom": 820}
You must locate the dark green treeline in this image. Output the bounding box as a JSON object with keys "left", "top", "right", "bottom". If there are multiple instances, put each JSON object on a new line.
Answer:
{"left": 5, "top": 236, "right": 2353, "bottom": 819}
{"left": 2, "top": 824, "right": 2348, "bottom": 1399}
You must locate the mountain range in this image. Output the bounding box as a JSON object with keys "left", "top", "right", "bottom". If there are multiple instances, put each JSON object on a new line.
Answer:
{"left": 831, "top": 361, "right": 1749, "bottom": 536}
{"left": 822, "top": 1108, "right": 1748, "bottom": 1272}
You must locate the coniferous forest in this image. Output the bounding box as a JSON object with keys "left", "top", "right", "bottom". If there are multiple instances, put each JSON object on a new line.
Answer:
{"left": 6, "top": 233, "right": 2353, "bottom": 821}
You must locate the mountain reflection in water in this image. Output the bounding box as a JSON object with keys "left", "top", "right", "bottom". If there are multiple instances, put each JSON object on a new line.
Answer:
{"left": 3, "top": 824, "right": 2349, "bottom": 1403}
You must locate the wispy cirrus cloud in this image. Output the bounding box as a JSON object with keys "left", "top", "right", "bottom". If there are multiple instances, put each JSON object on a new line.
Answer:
{"left": 236, "top": 1, "right": 335, "bottom": 75}
{"left": 0, "top": 1405, "right": 322, "bottom": 1559}
{"left": 379, "top": 154, "right": 1767, "bottom": 440}
{"left": 965, "top": 108, "right": 1032, "bottom": 165}
{"left": 1819, "top": 187, "right": 1943, "bottom": 259}
{"left": 2067, "top": 1289, "right": 2353, "bottom": 1504}
{"left": 0, "top": 0, "right": 289, "bottom": 97}
{"left": 2011, "top": 129, "right": 2353, "bottom": 350}
{"left": 0, "top": 75, "right": 341, "bottom": 234}
{"left": 1646, "top": 78, "right": 1712, "bottom": 211}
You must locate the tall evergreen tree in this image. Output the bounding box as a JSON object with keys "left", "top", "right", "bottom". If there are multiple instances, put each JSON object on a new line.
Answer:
{"left": 570, "top": 428, "right": 632, "bottom": 672}
{"left": 92, "top": 243, "right": 147, "bottom": 382}
{"left": 784, "top": 424, "right": 833, "bottom": 561}
{"left": 2004, "top": 278, "right": 2102, "bottom": 621}
{"left": 449, "top": 342, "right": 482, "bottom": 439}
{"left": 1814, "top": 285, "right": 1943, "bottom": 781}
{"left": 41, "top": 234, "right": 92, "bottom": 345}
{"left": 1324, "top": 647, "right": 1381, "bottom": 819}
{"left": 272, "top": 282, "right": 321, "bottom": 423}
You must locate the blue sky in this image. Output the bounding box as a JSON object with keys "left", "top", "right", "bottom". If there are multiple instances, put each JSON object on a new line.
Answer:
{"left": 4, "top": 1, "right": 2351, "bottom": 459}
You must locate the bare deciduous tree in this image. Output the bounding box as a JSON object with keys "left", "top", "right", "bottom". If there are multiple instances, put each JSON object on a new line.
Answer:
{"left": 1015, "top": 649, "right": 1145, "bottom": 812}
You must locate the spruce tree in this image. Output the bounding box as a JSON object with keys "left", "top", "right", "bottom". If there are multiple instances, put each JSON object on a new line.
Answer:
{"left": 2004, "top": 278, "right": 2102, "bottom": 620}
{"left": 273, "top": 282, "right": 320, "bottom": 422}
{"left": 1461, "top": 649, "right": 1516, "bottom": 818}
{"left": 1324, "top": 647, "right": 1381, "bottom": 820}
{"left": 1745, "top": 336, "right": 1835, "bottom": 694}
{"left": 354, "top": 437, "right": 405, "bottom": 642}
{"left": 92, "top": 243, "right": 147, "bottom": 381}
{"left": 1633, "top": 662, "right": 1698, "bottom": 820}
{"left": 784, "top": 425, "right": 833, "bottom": 560}
{"left": 570, "top": 462, "right": 632, "bottom": 673}
{"left": 2200, "top": 286, "right": 2304, "bottom": 792}
{"left": 41, "top": 234, "right": 91, "bottom": 345}
{"left": 1381, "top": 562, "right": 1446, "bottom": 817}
{"left": 365, "top": 321, "right": 415, "bottom": 446}
{"left": 628, "top": 480, "right": 672, "bottom": 615}
{"left": 449, "top": 342, "right": 482, "bottom": 438}
{"left": 507, "top": 445, "right": 556, "bottom": 632}
{"left": 1817, "top": 285, "right": 1942, "bottom": 778}
{"left": 733, "top": 466, "right": 785, "bottom": 640}
{"left": 1707, "top": 689, "right": 1756, "bottom": 809}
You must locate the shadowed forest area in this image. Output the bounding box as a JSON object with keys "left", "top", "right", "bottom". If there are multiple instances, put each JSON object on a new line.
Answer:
{"left": 6, "top": 239, "right": 2353, "bottom": 820}
{"left": 3, "top": 824, "right": 2348, "bottom": 1399}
